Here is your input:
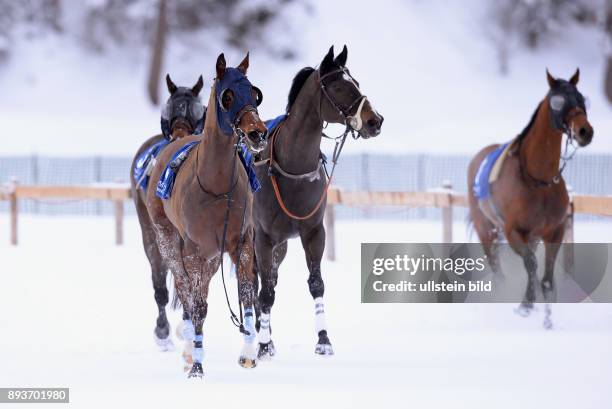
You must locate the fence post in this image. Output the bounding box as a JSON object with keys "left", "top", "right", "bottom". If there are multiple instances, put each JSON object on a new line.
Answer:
{"left": 563, "top": 186, "right": 575, "bottom": 275}
{"left": 114, "top": 199, "right": 124, "bottom": 246}
{"left": 442, "top": 180, "right": 453, "bottom": 243}
{"left": 324, "top": 203, "right": 336, "bottom": 262}
{"left": 9, "top": 177, "right": 18, "bottom": 245}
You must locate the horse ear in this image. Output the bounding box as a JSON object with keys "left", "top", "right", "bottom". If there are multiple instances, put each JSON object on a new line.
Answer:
{"left": 166, "top": 74, "right": 177, "bottom": 94}
{"left": 546, "top": 69, "right": 557, "bottom": 88}
{"left": 320, "top": 46, "right": 334, "bottom": 74}
{"left": 570, "top": 68, "right": 580, "bottom": 85}
{"left": 192, "top": 75, "right": 204, "bottom": 95}
{"left": 238, "top": 52, "right": 249, "bottom": 74}
{"left": 334, "top": 45, "right": 347, "bottom": 67}
{"left": 216, "top": 53, "right": 226, "bottom": 80}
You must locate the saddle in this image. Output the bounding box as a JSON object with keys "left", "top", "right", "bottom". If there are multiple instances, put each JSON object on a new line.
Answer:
{"left": 473, "top": 141, "right": 514, "bottom": 200}
{"left": 133, "top": 138, "right": 171, "bottom": 190}
{"left": 155, "top": 140, "right": 261, "bottom": 200}
{"left": 472, "top": 140, "right": 516, "bottom": 226}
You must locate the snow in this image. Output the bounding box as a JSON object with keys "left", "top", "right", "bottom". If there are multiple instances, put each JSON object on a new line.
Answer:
{"left": 0, "top": 0, "right": 611, "bottom": 157}
{"left": 0, "top": 215, "right": 610, "bottom": 408}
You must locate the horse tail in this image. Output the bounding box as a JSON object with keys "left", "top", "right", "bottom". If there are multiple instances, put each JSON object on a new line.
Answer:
{"left": 170, "top": 273, "right": 182, "bottom": 310}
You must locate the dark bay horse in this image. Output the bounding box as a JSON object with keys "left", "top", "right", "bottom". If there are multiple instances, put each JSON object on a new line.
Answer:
{"left": 467, "top": 69, "right": 593, "bottom": 328}
{"left": 253, "top": 46, "right": 383, "bottom": 359}
{"left": 130, "top": 74, "right": 205, "bottom": 352}
{"left": 140, "top": 53, "right": 268, "bottom": 378}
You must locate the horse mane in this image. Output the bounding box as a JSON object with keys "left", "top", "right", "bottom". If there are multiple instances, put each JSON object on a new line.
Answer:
{"left": 286, "top": 67, "right": 315, "bottom": 113}
{"left": 516, "top": 101, "right": 543, "bottom": 143}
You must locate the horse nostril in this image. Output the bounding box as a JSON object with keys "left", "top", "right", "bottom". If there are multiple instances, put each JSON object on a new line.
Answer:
{"left": 248, "top": 130, "right": 264, "bottom": 141}
{"left": 579, "top": 128, "right": 587, "bottom": 138}
{"left": 367, "top": 117, "right": 382, "bottom": 130}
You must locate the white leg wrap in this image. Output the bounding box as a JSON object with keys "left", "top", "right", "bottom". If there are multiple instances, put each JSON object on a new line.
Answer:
{"left": 258, "top": 312, "right": 271, "bottom": 343}
{"left": 314, "top": 297, "right": 328, "bottom": 333}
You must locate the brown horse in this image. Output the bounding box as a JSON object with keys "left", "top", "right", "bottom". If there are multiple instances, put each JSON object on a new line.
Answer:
{"left": 141, "top": 53, "right": 268, "bottom": 378}
{"left": 467, "top": 69, "right": 593, "bottom": 328}
{"left": 130, "top": 75, "right": 206, "bottom": 353}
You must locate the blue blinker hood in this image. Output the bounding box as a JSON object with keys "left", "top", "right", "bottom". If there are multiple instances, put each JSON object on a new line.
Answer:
{"left": 216, "top": 67, "right": 260, "bottom": 136}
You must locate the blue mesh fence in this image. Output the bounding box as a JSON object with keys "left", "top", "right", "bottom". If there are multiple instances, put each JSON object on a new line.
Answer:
{"left": 0, "top": 153, "right": 610, "bottom": 220}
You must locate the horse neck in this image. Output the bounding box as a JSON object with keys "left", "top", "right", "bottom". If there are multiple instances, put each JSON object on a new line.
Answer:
{"left": 197, "top": 85, "right": 237, "bottom": 183}
{"left": 520, "top": 100, "right": 563, "bottom": 182}
{"left": 276, "top": 73, "right": 324, "bottom": 174}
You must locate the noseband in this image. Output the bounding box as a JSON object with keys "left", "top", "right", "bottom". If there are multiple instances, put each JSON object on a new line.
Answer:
{"left": 319, "top": 67, "right": 368, "bottom": 137}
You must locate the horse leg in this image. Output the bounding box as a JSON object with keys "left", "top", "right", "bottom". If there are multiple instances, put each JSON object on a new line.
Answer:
{"left": 506, "top": 227, "right": 538, "bottom": 316}
{"left": 542, "top": 225, "right": 564, "bottom": 330}
{"left": 233, "top": 228, "right": 258, "bottom": 368}
{"left": 185, "top": 247, "right": 214, "bottom": 379}
{"left": 255, "top": 231, "right": 281, "bottom": 360}
{"left": 471, "top": 205, "right": 503, "bottom": 277}
{"left": 135, "top": 195, "right": 173, "bottom": 350}
{"left": 300, "top": 224, "right": 334, "bottom": 356}
{"left": 153, "top": 223, "right": 194, "bottom": 369}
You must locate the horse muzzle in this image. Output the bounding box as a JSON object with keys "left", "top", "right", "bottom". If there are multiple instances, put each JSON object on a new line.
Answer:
{"left": 572, "top": 124, "right": 594, "bottom": 147}
{"left": 244, "top": 129, "right": 268, "bottom": 153}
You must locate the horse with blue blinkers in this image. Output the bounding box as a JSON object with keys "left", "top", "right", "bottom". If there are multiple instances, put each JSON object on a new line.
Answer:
{"left": 135, "top": 53, "right": 268, "bottom": 378}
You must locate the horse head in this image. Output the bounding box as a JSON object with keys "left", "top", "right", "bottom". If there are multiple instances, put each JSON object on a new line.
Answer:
{"left": 318, "top": 45, "right": 384, "bottom": 139}
{"left": 213, "top": 53, "right": 268, "bottom": 153}
{"left": 546, "top": 68, "right": 594, "bottom": 147}
{"left": 161, "top": 75, "right": 206, "bottom": 140}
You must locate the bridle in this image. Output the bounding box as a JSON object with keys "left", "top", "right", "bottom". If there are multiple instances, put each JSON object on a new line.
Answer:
{"left": 261, "top": 66, "right": 369, "bottom": 220}
{"left": 320, "top": 66, "right": 369, "bottom": 139}
{"left": 518, "top": 105, "right": 586, "bottom": 187}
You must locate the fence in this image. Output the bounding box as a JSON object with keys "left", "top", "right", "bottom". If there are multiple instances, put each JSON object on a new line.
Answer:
{"left": 3, "top": 182, "right": 612, "bottom": 263}
{"left": 2, "top": 153, "right": 612, "bottom": 220}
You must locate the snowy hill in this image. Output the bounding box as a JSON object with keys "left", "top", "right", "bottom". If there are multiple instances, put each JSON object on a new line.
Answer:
{"left": 0, "top": 0, "right": 610, "bottom": 157}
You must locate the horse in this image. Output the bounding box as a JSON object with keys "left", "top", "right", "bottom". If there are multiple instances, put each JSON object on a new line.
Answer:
{"left": 252, "top": 45, "right": 384, "bottom": 359}
{"left": 140, "top": 53, "right": 268, "bottom": 378}
{"left": 130, "top": 74, "right": 206, "bottom": 352}
{"left": 467, "top": 69, "right": 593, "bottom": 328}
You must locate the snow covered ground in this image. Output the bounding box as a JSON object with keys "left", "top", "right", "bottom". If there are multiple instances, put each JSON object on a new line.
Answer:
{"left": 0, "top": 216, "right": 610, "bottom": 408}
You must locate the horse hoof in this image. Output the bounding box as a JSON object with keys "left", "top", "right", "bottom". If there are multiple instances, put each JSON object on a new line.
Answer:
{"left": 153, "top": 331, "right": 175, "bottom": 352}
{"left": 257, "top": 341, "right": 276, "bottom": 361}
{"left": 238, "top": 356, "right": 257, "bottom": 369}
{"left": 543, "top": 318, "right": 553, "bottom": 330}
{"left": 514, "top": 303, "right": 533, "bottom": 317}
{"left": 315, "top": 343, "right": 334, "bottom": 356}
{"left": 187, "top": 362, "right": 204, "bottom": 379}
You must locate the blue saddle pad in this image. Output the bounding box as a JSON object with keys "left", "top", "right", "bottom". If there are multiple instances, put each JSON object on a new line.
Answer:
{"left": 133, "top": 138, "right": 170, "bottom": 190}
{"left": 265, "top": 114, "right": 287, "bottom": 133}
{"left": 156, "top": 140, "right": 200, "bottom": 200}
{"left": 238, "top": 143, "right": 261, "bottom": 193}
{"left": 473, "top": 142, "right": 509, "bottom": 200}
{"left": 156, "top": 140, "right": 261, "bottom": 200}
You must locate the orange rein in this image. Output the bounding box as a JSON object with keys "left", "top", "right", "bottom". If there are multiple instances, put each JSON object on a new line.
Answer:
{"left": 268, "top": 120, "right": 333, "bottom": 220}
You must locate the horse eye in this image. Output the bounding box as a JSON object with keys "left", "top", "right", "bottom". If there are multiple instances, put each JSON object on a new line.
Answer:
{"left": 222, "top": 90, "right": 233, "bottom": 108}
{"left": 550, "top": 95, "right": 565, "bottom": 111}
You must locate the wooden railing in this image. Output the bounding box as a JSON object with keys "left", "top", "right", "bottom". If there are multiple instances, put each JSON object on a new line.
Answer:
{"left": 2, "top": 181, "right": 612, "bottom": 260}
